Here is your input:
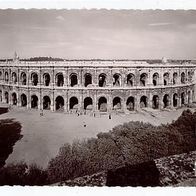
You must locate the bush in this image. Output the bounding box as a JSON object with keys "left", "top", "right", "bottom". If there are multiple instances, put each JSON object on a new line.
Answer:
{"left": 0, "top": 162, "right": 48, "bottom": 185}
{"left": 0, "top": 119, "right": 23, "bottom": 168}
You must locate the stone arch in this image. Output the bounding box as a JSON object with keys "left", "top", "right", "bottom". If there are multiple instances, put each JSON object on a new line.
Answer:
{"left": 188, "top": 91, "right": 191, "bottom": 105}
{"left": 152, "top": 95, "right": 159, "bottom": 109}
{"left": 181, "top": 72, "right": 186, "bottom": 84}
{"left": 173, "top": 93, "right": 178, "bottom": 107}
{"left": 126, "top": 96, "right": 134, "bottom": 111}
{"left": 55, "top": 96, "right": 64, "bottom": 111}
{"left": 84, "top": 73, "right": 92, "bottom": 87}
{"left": 0, "top": 90, "right": 2, "bottom": 102}
{"left": 56, "top": 73, "right": 64, "bottom": 87}
{"left": 70, "top": 73, "right": 78, "bottom": 87}
{"left": 12, "top": 72, "right": 17, "bottom": 84}
{"left": 69, "top": 96, "right": 78, "bottom": 110}
{"left": 140, "top": 73, "right": 147, "bottom": 86}
{"left": 84, "top": 97, "right": 93, "bottom": 110}
{"left": 140, "top": 96, "right": 148, "bottom": 108}
{"left": 31, "top": 95, "right": 38, "bottom": 109}
{"left": 188, "top": 71, "right": 193, "bottom": 83}
{"left": 98, "top": 73, "right": 106, "bottom": 87}
{"left": 127, "top": 73, "right": 135, "bottom": 86}
{"left": 43, "top": 96, "right": 51, "bottom": 110}
{"left": 98, "top": 96, "right": 107, "bottom": 112}
{"left": 43, "top": 73, "right": 50, "bottom": 86}
{"left": 21, "top": 72, "right": 27, "bottom": 85}
{"left": 181, "top": 92, "right": 185, "bottom": 106}
{"left": 152, "top": 73, "right": 159, "bottom": 86}
{"left": 0, "top": 71, "right": 2, "bottom": 81}
{"left": 21, "top": 94, "right": 27, "bottom": 107}
{"left": 11, "top": 92, "right": 17, "bottom": 105}
{"left": 4, "top": 91, "right": 9, "bottom": 104}
{"left": 113, "top": 97, "right": 121, "bottom": 110}
{"left": 5, "top": 71, "right": 9, "bottom": 83}
{"left": 163, "top": 94, "right": 170, "bottom": 108}
{"left": 173, "top": 72, "right": 178, "bottom": 85}
{"left": 113, "top": 73, "right": 121, "bottom": 87}
{"left": 163, "top": 73, "right": 169, "bottom": 85}
{"left": 31, "top": 72, "right": 38, "bottom": 86}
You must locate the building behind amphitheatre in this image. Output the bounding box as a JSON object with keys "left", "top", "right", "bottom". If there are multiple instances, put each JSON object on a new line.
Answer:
{"left": 0, "top": 54, "right": 196, "bottom": 113}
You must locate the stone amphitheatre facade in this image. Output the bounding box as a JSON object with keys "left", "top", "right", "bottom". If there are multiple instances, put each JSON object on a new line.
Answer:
{"left": 0, "top": 56, "right": 196, "bottom": 114}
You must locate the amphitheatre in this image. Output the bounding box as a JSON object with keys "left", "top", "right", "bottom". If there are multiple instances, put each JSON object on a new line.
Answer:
{"left": 0, "top": 54, "right": 196, "bottom": 112}
{"left": 0, "top": 54, "right": 196, "bottom": 167}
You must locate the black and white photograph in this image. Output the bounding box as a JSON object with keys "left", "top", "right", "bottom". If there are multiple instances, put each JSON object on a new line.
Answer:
{"left": 0, "top": 0, "right": 196, "bottom": 192}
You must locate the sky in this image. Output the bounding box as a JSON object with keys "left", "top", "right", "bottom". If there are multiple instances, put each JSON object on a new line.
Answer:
{"left": 0, "top": 9, "right": 196, "bottom": 59}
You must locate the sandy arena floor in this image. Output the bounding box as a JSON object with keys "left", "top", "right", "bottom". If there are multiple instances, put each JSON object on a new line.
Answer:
{"left": 0, "top": 106, "right": 194, "bottom": 168}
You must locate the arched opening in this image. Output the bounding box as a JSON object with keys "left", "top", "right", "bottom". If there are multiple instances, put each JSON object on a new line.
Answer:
{"left": 188, "top": 71, "right": 193, "bottom": 83}
{"left": 31, "top": 95, "right": 38, "bottom": 109}
{"left": 12, "top": 92, "right": 17, "bottom": 105}
{"left": 173, "top": 93, "right": 178, "bottom": 107}
{"left": 140, "top": 73, "right": 147, "bottom": 86}
{"left": 181, "top": 72, "right": 186, "bottom": 84}
{"left": 163, "top": 94, "right": 170, "bottom": 108}
{"left": 31, "top": 72, "right": 38, "bottom": 86}
{"left": 98, "top": 74, "right": 106, "bottom": 87}
{"left": 0, "top": 90, "right": 2, "bottom": 102}
{"left": 127, "top": 73, "right": 134, "bottom": 86}
{"left": 113, "top": 74, "right": 121, "bottom": 87}
{"left": 43, "top": 96, "right": 51, "bottom": 110}
{"left": 12, "top": 72, "right": 17, "bottom": 84}
{"left": 126, "top": 96, "right": 135, "bottom": 111}
{"left": 173, "top": 72, "right": 177, "bottom": 85}
{"left": 188, "top": 91, "right": 191, "bottom": 104}
{"left": 5, "top": 72, "right": 8, "bottom": 83}
{"left": 84, "top": 73, "right": 92, "bottom": 87}
{"left": 163, "top": 73, "right": 169, "bottom": 85}
{"left": 98, "top": 97, "right": 107, "bottom": 112}
{"left": 70, "top": 73, "right": 78, "bottom": 87}
{"left": 4, "top": 91, "right": 9, "bottom": 104}
{"left": 69, "top": 97, "right": 78, "bottom": 110}
{"left": 113, "top": 97, "right": 121, "bottom": 110}
{"left": 55, "top": 96, "right": 64, "bottom": 111}
{"left": 21, "top": 72, "right": 27, "bottom": 85}
{"left": 153, "top": 73, "right": 159, "bottom": 86}
{"left": 56, "top": 73, "right": 64, "bottom": 87}
{"left": 0, "top": 71, "right": 2, "bottom": 81}
{"left": 152, "top": 95, "right": 159, "bottom": 109}
{"left": 181, "top": 92, "right": 185, "bottom": 106}
{"left": 140, "top": 96, "right": 148, "bottom": 108}
{"left": 21, "top": 94, "right": 27, "bottom": 107}
{"left": 84, "top": 97, "right": 93, "bottom": 110}
{"left": 43, "top": 73, "right": 50, "bottom": 86}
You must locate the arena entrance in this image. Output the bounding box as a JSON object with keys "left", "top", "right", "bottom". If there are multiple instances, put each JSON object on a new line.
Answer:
{"left": 173, "top": 93, "right": 178, "bottom": 107}
{"left": 55, "top": 96, "right": 64, "bottom": 111}
{"left": 152, "top": 95, "right": 159, "bottom": 109}
{"left": 43, "top": 96, "right": 51, "bottom": 110}
{"left": 140, "top": 96, "right": 148, "bottom": 108}
{"left": 69, "top": 97, "right": 78, "bottom": 110}
{"left": 126, "top": 96, "right": 134, "bottom": 111}
{"left": 98, "top": 97, "right": 107, "bottom": 112}
{"left": 163, "top": 94, "right": 170, "bottom": 108}
{"left": 31, "top": 95, "right": 38, "bottom": 109}
{"left": 113, "top": 97, "right": 121, "bottom": 110}
{"left": 12, "top": 93, "right": 17, "bottom": 105}
{"left": 84, "top": 74, "right": 92, "bottom": 87}
{"left": 84, "top": 97, "right": 93, "bottom": 110}
{"left": 21, "top": 94, "right": 27, "bottom": 107}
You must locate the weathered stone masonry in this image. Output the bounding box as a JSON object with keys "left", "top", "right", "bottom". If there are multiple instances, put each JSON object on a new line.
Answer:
{"left": 0, "top": 58, "right": 196, "bottom": 113}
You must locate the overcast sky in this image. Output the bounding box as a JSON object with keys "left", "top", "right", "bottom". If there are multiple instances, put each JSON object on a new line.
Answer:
{"left": 0, "top": 9, "right": 196, "bottom": 59}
